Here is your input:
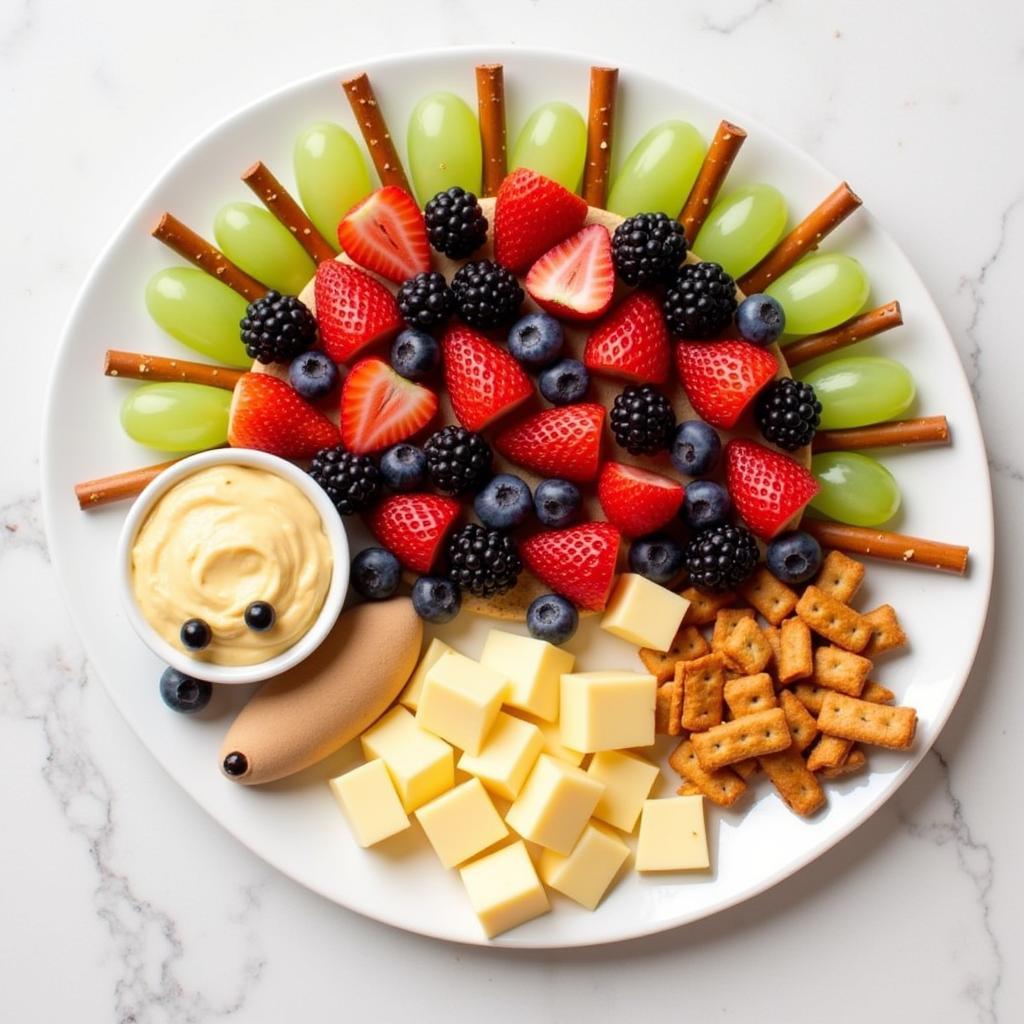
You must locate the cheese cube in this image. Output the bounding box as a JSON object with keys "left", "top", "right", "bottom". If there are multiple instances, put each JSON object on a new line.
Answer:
{"left": 398, "top": 637, "right": 454, "bottom": 710}
{"left": 510, "top": 711, "right": 585, "bottom": 766}
{"left": 458, "top": 713, "right": 544, "bottom": 800}
{"left": 360, "top": 706, "right": 454, "bottom": 812}
{"left": 635, "top": 796, "right": 710, "bottom": 871}
{"left": 480, "top": 629, "right": 575, "bottom": 721}
{"left": 505, "top": 753, "right": 604, "bottom": 854}
{"left": 586, "top": 750, "right": 661, "bottom": 833}
{"left": 459, "top": 841, "right": 550, "bottom": 938}
{"left": 539, "top": 823, "right": 630, "bottom": 910}
{"left": 328, "top": 760, "right": 410, "bottom": 848}
{"left": 601, "top": 574, "right": 690, "bottom": 651}
{"left": 416, "top": 651, "right": 510, "bottom": 755}
{"left": 560, "top": 671, "right": 657, "bottom": 752}
{"left": 415, "top": 778, "right": 508, "bottom": 868}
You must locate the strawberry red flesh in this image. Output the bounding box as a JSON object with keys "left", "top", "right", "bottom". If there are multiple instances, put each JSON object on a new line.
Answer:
{"left": 495, "top": 404, "right": 605, "bottom": 483}
{"left": 337, "top": 186, "right": 430, "bottom": 284}
{"left": 520, "top": 522, "right": 621, "bottom": 612}
{"left": 314, "top": 261, "right": 402, "bottom": 364}
{"left": 525, "top": 224, "right": 614, "bottom": 322}
{"left": 675, "top": 340, "right": 777, "bottom": 429}
{"left": 584, "top": 291, "right": 670, "bottom": 384}
{"left": 340, "top": 357, "right": 438, "bottom": 454}
{"left": 597, "top": 462, "right": 685, "bottom": 537}
{"left": 366, "top": 493, "right": 461, "bottom": 573}
{"left": 228, "top": 373, "right": 340, "bottom": 459}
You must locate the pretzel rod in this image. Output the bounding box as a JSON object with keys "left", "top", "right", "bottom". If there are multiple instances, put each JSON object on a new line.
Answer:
{"left": 813, "top": 416, "right": 950, "bottom": 453}
{"left": 104, "top": 350, "right": 244, "bottom": 390}
{"left": 784, "top": 301, "right": 903, "bottom": 367}
{"left": 801, "top": 519, "right": 968, "bottom": 574}
{"left": 76, "top": 457, "right": 185, "bottom": 509}
{"left": 342, "top": 73, "right": 411, "bottom": 192}
{"left": 241, "top": 161, "right": 335, "bottom": 264}
{"left": 582, "top": 66, "right": 618, "bottom": 208}
{"left": 475, "top": 64, "right": 507, "bottom": 197}
{"left": 152, "top": 213, "right": 268, "bottom": 301}
{"left": 739, "top": 182, "right": 863, "bottom": 294}
{"left": 678, "top": 120, "right": 747, "bottom": 242}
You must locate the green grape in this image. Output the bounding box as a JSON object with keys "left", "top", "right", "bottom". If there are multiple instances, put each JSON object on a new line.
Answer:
{"left": 607, "top": 121, "right": 706, "bottom": 218}
{"left": 810, "top": 452, "right": 901, "bottom": 526}
{"left": 692, "top": 184, "right": 788, "bottom": 278}
{"left": 797, "top": 356, "right": 916, "bottom": 429}
{"left": 766, "top": 253, "right": 869, "bottom": 335}
{"left": 510, "top": 102, "right": 587, "bottom": 192}
{"left": 120, "top": 382, "right": 231, "bottom": 452}
{"left": 407, "top": 91, "right": 482, "bottom": 205}
{"left": 293, "top": 122, "right": 371, "bottom": 247}
{"left": 213, "top": 202, "right": 316, "bottom": 297}
{"left": 145, "top": 268, "right": 250, "bottom": 368}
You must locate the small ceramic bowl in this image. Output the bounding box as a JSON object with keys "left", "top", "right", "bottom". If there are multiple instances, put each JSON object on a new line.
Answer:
{"left": 117, "top": 448, "right": 348, "bottom": 684}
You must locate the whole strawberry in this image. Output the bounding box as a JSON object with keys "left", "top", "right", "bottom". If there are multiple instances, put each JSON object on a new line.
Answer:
{"left": 228, "top": 373, "right": 339, "bottom": 459}
{"left": 365, "top": 493, "right": 461, "bottom": 573}
{"left": 520, "top": 522, "right": 621, "bottom": 611}
{"left": 597, "top": 462, "right": 685, "bottom": 537}
{"left": 314, "top": 261, "right": 402, "bottom": 364}
{"left": 584, "top": 291, "right": 670, "bottom": 384}
{"left": 674, "top": 340, "right": 777, "bottom": 429}
{"left": 495, "top": 404, "right": 605, "bottom": 483}
{"left": 724, "top": 439, "right": 820, "bottom": 539}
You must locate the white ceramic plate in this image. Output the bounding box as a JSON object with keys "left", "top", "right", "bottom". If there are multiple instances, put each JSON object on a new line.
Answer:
{"left": 41, "top": 47, "right": 993, "bottom": 947}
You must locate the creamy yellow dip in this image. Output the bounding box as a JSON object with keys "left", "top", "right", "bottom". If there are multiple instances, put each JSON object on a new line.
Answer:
{"left": 131, "top": 465, "right": 332, "bottom": 666}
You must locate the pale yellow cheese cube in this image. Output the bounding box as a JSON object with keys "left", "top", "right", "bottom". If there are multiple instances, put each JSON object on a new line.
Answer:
{"left": 559, "top": 671, "right": 657, "bottom": 752}
{"left": 328, "top": 759, "right": 410, "bottom": 848}
{"left": 360, "top": 706, "right": 454, "bottom": 812}
{"left": 635, "top": 796, "right": 710, "bottom": 871}
{"left": 416, "top": 651, "right": 509, "bottom": 755}
{"left": 505, "top": 753, "right": 604, "bottom": 854}
{"left": 509, "top": 711, "right": 585, "bottom": 766}
{"left": 459, "top": 841, "right": 550, "bottom": 938}
{"left": 539, "top": 822, "right": 630, "bottom": 910}
{"left": 586, "top": 750, "right": 661, "bottom": 833}
{"left": 398, "top": 637, "right": 454, "bottom": 710}
{"left": 415, "top": 778, "right": 508, "bottom": 868}
{"left": 601, "top": 574, "right": 690, "bottom": 651}
{"left": 480, "top": 629, "right": 575, "bottom": 721}
{"left": 458, "top": 713, "right": 544, "bottom": 800}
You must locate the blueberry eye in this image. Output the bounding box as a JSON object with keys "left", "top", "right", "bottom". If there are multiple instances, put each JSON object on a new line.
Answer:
{"left": 244, "top": 602, "right": 276, "bottom": 631}
{"left": 180, "top": 618, "right": 211, "bottom": 650}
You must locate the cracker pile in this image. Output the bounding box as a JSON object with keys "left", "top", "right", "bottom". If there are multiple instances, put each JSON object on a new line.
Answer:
{"left": 646, "top": 551, "right": 914, "bottom": 817}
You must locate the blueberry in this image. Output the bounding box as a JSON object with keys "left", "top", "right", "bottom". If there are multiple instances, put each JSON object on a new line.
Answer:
{"left": 670, "top": 420, "right": 722, "bottom": 477}
{"left": 681, "top": 479, "right": 731, "bottom": 530}
{"left": 538, "top": 358, "right": 589, "bottom": 405}
{"left": 380, "top": 443, "right": 427, "bottom": 491}
{"left": 507, "top": 312, "right": 565, "bottom": 369}
{"left": 474, "top": 473, "right": 533, "bottom": 530}
{"left": 628, "top": 534, "right": 686, "bottom": 584}
{"left": 159, "top": 667, "right": 212, "bottom": 714}
{"left": 390, "top": 328, "right": 440, "bottom": 380}
{"left": 351, "top": 547, "right": 402, "bottom": 600}
{"left": 411, "top": 576, "right": 462, "bottom": 624}
{"left": 534, "top": 478, "right": 581, "bottom": 528}
{"left": 180, "top": 618, "right": 211, "bottom": 650}
{"left": 244, "top": 601, "right": 275, "bottom": 631}
{"left": 735, "top": 294, "right": 785, "bottom": 347}
{"left": 288, "top": 350, "right": 339, "bottom": 401}
{"left": 766, "top": 530, "right": 822, "bottom": 585}
{"left": 526, "top": 594, "right": 579, "bottom": 645}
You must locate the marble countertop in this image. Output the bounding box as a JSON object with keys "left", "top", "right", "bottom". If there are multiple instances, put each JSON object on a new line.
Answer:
{"left": 3, "top": 0, "right": 1021, "bottom": 1020}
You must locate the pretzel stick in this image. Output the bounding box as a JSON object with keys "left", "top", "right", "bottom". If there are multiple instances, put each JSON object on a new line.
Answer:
{"left": 342, "top": 73, "right": 411, "bottom": 192}
{"left": 679, "top": 120, "right": 746, "bottom": 242}
{"left": 152, "top": 213, "right": 267, "bottom": 301}
{"left": 241, "top": 161, "right": 335, "bottom": 264}
{"left": 582, "top": 66, "right": 618, "bottom": 208}
{"left": 813, "top": 416, "right": 950, "bottom": 453}
{"left": 76, "top": 458, "right": 186, "bottom": 510}
{"left": 800, "top": 519, "right": 968, "bottom": 574}
{"left": 784, "top": 301, "right": 903, "bottom": 367}
{"left": 475, "top": 64, "right": 507, "bottom": 197}
{"left": 739, "top": 182, "right": 862, "bottom": 294}
{"left": 105, "top": 350, "right": 244, "bottom": 390}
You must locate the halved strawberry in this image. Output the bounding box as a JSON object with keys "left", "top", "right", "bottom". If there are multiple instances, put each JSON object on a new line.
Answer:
{"left": 314, "top": 261, "right": 402, "bottom": 364}
{"left": 597, "top": 462, "right": 685, "bottom": 538}
{"left": 340, "top": 358, "right": 438, "bottom": 454}
{"left": 525, "top": 225, "right": 614, "bottom": 322}
{"left": 366, "top": 493, "right": 461, "bottom": 573}
{"left": 493, "top": 168, "right": 589, "bottom": 272}
{"left": 495, "top": 404, "right": 604, "bottom": 483}
{"left": 228, "top": 373, "right": 340, "bottom": 459}
{"left": 441, "top": 324, "right": 533, "bottom": 431}
{"left": 520, "top": 522, "right": 621, "bottom": 611}
{"left": 337, "top": 186, "right": 430, "bottom": 284}
{"left": 724, "top": 439, "right": 820, "bottom": 539}
{"left": 674, "top": 340, "right": 778, "bottom": 429}
{"left": 584, "top": 292, "right": 670, "bottom": 384}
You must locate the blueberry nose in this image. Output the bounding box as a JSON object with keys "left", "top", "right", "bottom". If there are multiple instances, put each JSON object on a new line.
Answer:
{"left": 222, "top": 751, "right": 249, "bottom": 777}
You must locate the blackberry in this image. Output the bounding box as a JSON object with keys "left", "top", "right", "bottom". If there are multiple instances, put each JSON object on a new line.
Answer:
{"left": 663, "top": 262, "right": 738, "bottom": 339}
{"left": 451, "top": 259, "right": 524, "bottom": 329}
{"left": 308, "top": 445, "right": 381, "bottom": 516}
{"left": 240, "top": 291, "right": 317, "bottom": 364}
{"left": 445, "top": 523, "right": 522, "bottom": 598}
{"left": 424, "top": 186, "right": 489, "bottom": 260}
{"left": 754, "top": 378, "right": 822, "bottom": 451}
{"left": 610, "top": 384, "right": 675, "bottom": 455}
{"left": 611, "top": 212, "right": 687, "bottom": 286}
{"left": 396, "top": 271, "right": 454, "bottom": 329}
{"left": 684, "top": 523, "right": 760, "bottom": 592}
{"left": 424, "top": 425, "right": 492, "bottom": 496}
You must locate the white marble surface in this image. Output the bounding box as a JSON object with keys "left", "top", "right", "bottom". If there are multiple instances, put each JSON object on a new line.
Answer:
{"left": 2, "top": 0, "right": 1021, "bottom": 1019}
